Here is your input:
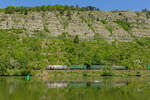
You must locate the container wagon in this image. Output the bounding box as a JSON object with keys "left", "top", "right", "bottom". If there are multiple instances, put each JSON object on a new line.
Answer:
{"left": 112, "top": 66, "right": 128, "bottom": 70}
{"left": 70, "top": 65, "right": 87, "bottom": 70}
{"left": 91, "top": 65, "right": 105, "bottom": 70}
{"left": 148, "top": 65, "right": 150, "bottom": 70}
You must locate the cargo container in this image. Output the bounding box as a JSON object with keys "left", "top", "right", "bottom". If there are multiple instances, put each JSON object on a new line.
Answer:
{"left": 148, "top": 65, "right": 150, "bottom": 70}
{"left": 70, "top": 65, "right": 87, "bottom": 70}
{"left": 112, "top": 66, "right": 128, "bottom": 70}
{"left": 91, "top": 65, "right": 105, "bottom": 70}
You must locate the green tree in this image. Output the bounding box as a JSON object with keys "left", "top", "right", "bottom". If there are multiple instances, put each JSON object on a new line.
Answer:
{"left": 5, "top": 6, "right": 15, "bottom": 14}
{"left": 74, "top": 35, "right": 79, "bottom": 44}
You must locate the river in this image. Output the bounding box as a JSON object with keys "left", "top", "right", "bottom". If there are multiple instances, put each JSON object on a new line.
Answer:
{"left": 0, "top": 76, "right": 150, "bottom": 100}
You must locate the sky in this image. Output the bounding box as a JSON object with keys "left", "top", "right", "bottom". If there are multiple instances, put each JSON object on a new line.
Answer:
{"left": 0, "top": 0, "right": 150, "bottom": 11}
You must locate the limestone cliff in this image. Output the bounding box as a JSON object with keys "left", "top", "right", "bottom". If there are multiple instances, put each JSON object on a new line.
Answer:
{"left": 0, "top": 10, "right": 150, "bottom": 41}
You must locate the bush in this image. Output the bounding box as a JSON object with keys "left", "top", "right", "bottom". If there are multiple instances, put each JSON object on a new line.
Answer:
{"left": 100, "top": 20, "right": 108, "bottom": 24}
{"left": 74, "top": 35, "right": 79, "bottom": 44}
{"left": 3, "top": 5, "right": 100, "bottom": 14}
{"left": 105, "top": 25, "right": 114, "bottom": 35}
{"left": 114, "top": 20, "right": 132, "bottom": 32}
{"left": 5, "top": 6, "right": 16, "bottom": 14}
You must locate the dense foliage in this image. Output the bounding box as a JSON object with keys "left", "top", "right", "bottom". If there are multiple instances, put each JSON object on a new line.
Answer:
{"left": 0, "top": 29, "right": 150, "bottom": 75}
{"left": 2, "top": 5, "right": 99, "bottom": 14}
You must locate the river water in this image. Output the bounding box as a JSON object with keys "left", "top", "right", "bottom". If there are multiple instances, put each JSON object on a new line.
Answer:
{"left": 0, "top": 76, "right": 150, "bottom": 100}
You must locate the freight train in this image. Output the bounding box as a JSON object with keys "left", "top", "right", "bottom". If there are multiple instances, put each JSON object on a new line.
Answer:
{"left": 47, "top": 81, "right": 128, "bottom": 88}
{"left": 46, "top": 65, "right": 128, "bottom": 70}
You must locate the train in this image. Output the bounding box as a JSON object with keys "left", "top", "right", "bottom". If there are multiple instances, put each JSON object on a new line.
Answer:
{"left": 46, "top": 65, "right": 68, "bottom": 70}
{"left": 46, "top": 65, "right": 128, "bottom": 70}
{"left": 47, "top": 81, "right": 128, "bottom": 88}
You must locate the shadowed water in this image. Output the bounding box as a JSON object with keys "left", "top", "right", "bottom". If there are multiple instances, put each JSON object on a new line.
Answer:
{"left": 0, "top": 77, "right": 150, "bottom": 100}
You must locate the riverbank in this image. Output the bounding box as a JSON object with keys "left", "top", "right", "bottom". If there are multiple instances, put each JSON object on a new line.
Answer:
{"left": 32, "top": 70, "right": 150, "bottom": 80}
{"left": 2, "top": 70, "right": 150, "bottom": 79}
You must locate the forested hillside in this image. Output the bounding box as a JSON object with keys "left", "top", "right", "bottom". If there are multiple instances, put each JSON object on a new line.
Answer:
{"left": 0, "top": 29, "right": 150, "bottom": 75}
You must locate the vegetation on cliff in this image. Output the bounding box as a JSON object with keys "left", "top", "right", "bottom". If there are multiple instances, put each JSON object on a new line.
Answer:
{"left": 0, "top": 29, "right": 149, "bottom": 75}
{"left": 0, "top": 5, "right": 99, "bottom": 15}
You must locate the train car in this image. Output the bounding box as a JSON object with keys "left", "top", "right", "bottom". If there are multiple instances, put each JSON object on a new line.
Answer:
{"left": 70, "top": 65, "right": 87, "bottom": 70}
{"left": 148, "top": 65, "right": 150, "bottom": 70}
{"left": 46, "top": 65, "right": 128, "bottom": 70}
{"left": 91, "top": 65, "right": 105, "bottom": 70}
{"left": 46, "top": 65, "right": 68, "bottom": 70}
{"left": 112, "top": 66, "right": 128, "bottom": 70}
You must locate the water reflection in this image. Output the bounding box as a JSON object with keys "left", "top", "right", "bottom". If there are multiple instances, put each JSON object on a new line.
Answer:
{"left": 1, "top": 77, "right": 150, "bottom": 100}
{"left": 47, "top": 82, "right": 67, "bottom": 88}
{"left": 47, "top": 81, "right": 128, "bottom": 88}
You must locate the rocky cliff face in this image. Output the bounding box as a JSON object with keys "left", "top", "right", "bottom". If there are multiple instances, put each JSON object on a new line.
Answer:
{"left": 0, "top": 10, "right": 150, "bottom": 41}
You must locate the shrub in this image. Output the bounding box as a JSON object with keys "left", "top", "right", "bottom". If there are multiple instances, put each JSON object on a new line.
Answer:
{"left": 74, "top": 35, "right": 79, "bottom": 44}
{"left": 114, "top": 20, "right": 132, "bottom": 32}
{"left": 105, "top": 25, "right": 114, "bottom": 35}
{"left": 5, "top": 6, "right": 15, "bottom": 14}
{"left": 43, "top": 25, "right": 50, "bottom": 32}
{"left": 100, "top": 20, "right": 108, "bottom": 24}
{"left": 64, "top": 22, "right": 69, "bottom": 29}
